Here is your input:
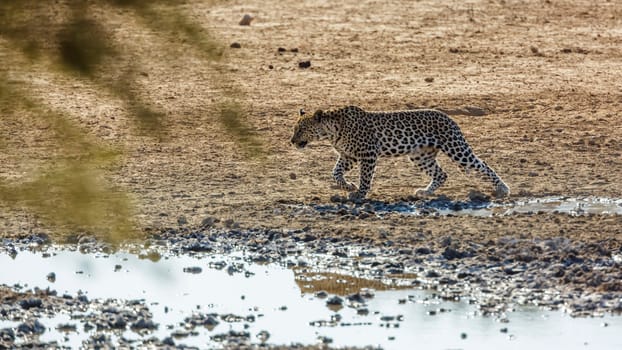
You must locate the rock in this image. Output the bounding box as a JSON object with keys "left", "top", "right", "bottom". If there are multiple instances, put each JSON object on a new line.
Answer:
{"left": 201, "top": 217, "right": 216, "bottom": 227}
{"left": 131, "top": 318, "right": 157, "bottom": 330}
{"left": 346, "top": 293, "right": 366, "bottom": 305}
{"left": 17, "top": 320, "right": 45, "bottom": 335}
{"left": 357, "top": 308, "right": 369, "bottom": 315}
{"left": 424, "top": 77, "right": 434, "bottom": 83}
{"left": 239, "top": 14, "right": 254, "bottom": 26}
{"left": 163, "top": 337, "right": 175, "bottom": 346}
{"left": 326, "top": 295, "right": 343, "bottom": 306}
{"left": 298, "top": 60, "right": 311, "bottom": 68}
{"left": 183, "top": 266, "right": 203, "bottom": 274}
{"left": 468, "top": 190, "right": 490, "bottom": 202}
{"left": 204, "top": 315, "right": 219, "bottom": 330}
{"left": 256, "top": 330, "right": 270, "bottom": 342}
{"left": 442, "top": 247, "right": 466, "bottom": 260}
{"left": 315, "top": 291, "right": 328, "bottom": 299}
{"left": 19, "top": 298, "right": 43, "bottom": 309}
{"left": 439, "top": 236, "right": 452, "bottom": 247}
{"left": 47, "top": 272, "right": 56, "bottom": 282}
{"left": 230, "top": 42, "right": 241, "bottom": 48}
{"left": 0, "top": 328, "right": 15, "bottom": 342}
{"left": 415, "top": 247, "right": 431, "bottom": 255}
{"left": 277, "top": 47, "right": 287, "bottom": 52}
{"left": 426, "top": 270, "right": 441, "bottom": 278}
{"left": 56, "top": 323, "right": 77, "bottom": 332}
{"left": 177, "top": 216, "right": 188, "bottom": 226}
{"left": 109, "top": 315, "right": 127, "bottom": 329}
{"left": 289, "top": 172, "right": 297, "bottom": 180}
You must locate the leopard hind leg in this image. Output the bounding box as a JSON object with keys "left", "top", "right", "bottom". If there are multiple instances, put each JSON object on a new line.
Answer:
{"left": 440, "top": 138, "right": 510, "bottom": 198}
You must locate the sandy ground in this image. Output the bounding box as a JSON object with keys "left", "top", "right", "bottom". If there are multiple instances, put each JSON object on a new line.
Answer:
{"left": 1, "top": 0, "right": 622, "bottom": 243}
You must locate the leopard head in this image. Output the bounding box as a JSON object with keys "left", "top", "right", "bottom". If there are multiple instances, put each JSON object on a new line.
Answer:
{"left": 290, "top": 109, "right": 329, "bottom": 149}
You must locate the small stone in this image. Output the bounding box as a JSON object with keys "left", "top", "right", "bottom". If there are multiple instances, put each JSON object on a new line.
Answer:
{"left": 163, "top": 337, "right": 175, "bottom": 346}
{"left": 230, "top": 42, "right": 241, "bottom": 48}
{"left": 461, "top": 332, "right": 468, "bottom": 339}
{"left": 298, "top": 60, "right": 311, "bottom": 68}
{"left": 357, "top": 308, "right": 369, "bottom": 315}
{"left": 17, "top": 320, "right": 45, "bottom": 335}
{"left": 326, "top": 296, "right": 343, "bottom": 306}
{"left": 177, "top": 216, "right": 188, "bottom": 226}
{"left": 19, "top": 298, "right": 43, "bottom": 310}
{"left": 114, "top": 264, "right": 122, "bottom": 272}
{"left": 424, "top": 77, "right": 434, "bottom": 83}
{"left": 47, "top": 272, "right": 56, "bottom": 282}
{"left": 289, "top": 172, "right": 297, "bottom": 180}
{"left": 426, "top": 270, "right": 440, "bottom": 278}
{"left": 268, "top": 65, "right": 274, "bottom": 69}
{"left": 318, "top": 335, "right": 333, "bottom": 344}
{"left": 131, "top": 318, "right": 157, "bottom": 330}
{"left": 315, "top": 291, "right": 328, "bottom": 299}
{"left": 277, "top": 47, "right": 287, "bottom": 52}
{"left": 415, "top": 247, "right": 431, "bottom": 255}
{"left": 201, "top": 217, "right": 215, "bottom": 227}
{"left": 500, "top": 327, "right": 508, "bottom": 333}
{"left": 256, "top": 330, "right": 270, "bottom": 342}
{"left": 0, "top": 328, "right": 15, "bottom": 341}
{"left": 183, "top": 266, "right": 203, "bottom": 274}
{"left": 56, "top": 323, "right": 77, "bottom": 332}
{"left": 239, "top": 14, "right": 254, "bottom": 26}
{"left": 290, "top": 48, "right": 299, "bottom": 52}
{"left": 110, "top": 315, "right": 127, "bottom": 329}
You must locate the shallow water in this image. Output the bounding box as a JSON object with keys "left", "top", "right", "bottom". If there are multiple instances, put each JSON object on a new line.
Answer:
{"left": 1, "top": 249, "right": 621, "bottom": 349}
{"left": 312, "top": 196, "right": 622, "bottom": 217}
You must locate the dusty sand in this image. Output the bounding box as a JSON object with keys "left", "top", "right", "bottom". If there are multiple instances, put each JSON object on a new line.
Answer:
{"left": 1, "top": 0, "right": 621, "bottom": 244}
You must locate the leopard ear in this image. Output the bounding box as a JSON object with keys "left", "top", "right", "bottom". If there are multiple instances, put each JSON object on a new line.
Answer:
{"left": 299, "top": 109, "right": 305, "bottom": 116}
{"left": 313, "top": 109, "right": 324, "bottom": 121}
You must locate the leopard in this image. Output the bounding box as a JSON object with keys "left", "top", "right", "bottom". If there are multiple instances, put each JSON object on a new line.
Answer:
{"left": 290, "top": 105, "right": 510, "bottom": 200}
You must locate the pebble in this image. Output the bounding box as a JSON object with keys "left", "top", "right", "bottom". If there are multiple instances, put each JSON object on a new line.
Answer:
{"left": 315, "top": 291, "right": 328, "bottom": 298}
{"left": 256, "top": 330, "right": 270, "bottom": 342}
{"left": 46, "top": 272, "right": 56, "bottom": 282}
{"left": 182, "top": 266, "right": 203, "bottom": 274}
{"left": 17, "top": 320, "right": 45, "bottom": 335}
{"left": 239, "top": 14, "right": 254, "bottom": 26}
{"left": 19, "top": 298, "right": 43, "bottom": 310}
{"left": 298, "top": 60, "right": 311, "bottom": 68}
{"left": 326, "top": 296, "right": 343, "bottom": 306}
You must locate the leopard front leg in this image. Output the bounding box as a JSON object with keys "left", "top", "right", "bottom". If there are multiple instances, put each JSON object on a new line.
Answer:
{"left": 349, "top": 157, "right": 377, "bottom": 200}
{"left": 332, "top": 156, "right": 357, "bottom": 191}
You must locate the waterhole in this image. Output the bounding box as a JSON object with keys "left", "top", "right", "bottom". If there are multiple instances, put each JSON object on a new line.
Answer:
{"left": 0, "top": 248, "right": 620, "bottom": 349}
{"left": 312, "top": 196, "right": 622, "bottom": 217}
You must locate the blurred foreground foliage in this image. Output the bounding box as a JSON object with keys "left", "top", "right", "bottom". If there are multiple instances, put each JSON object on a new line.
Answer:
{"left": 0, "top": 0, "right": 264, "bottom": 242}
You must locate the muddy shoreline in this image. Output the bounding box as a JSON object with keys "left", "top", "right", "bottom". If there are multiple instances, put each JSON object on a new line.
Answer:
{"left": 2, "top": 208, "right": 621, "bottom": 349}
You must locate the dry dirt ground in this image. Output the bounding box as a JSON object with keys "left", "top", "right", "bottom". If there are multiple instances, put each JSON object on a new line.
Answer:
{"left": 1, "top": 0, "right": 622, "bottom": 243}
